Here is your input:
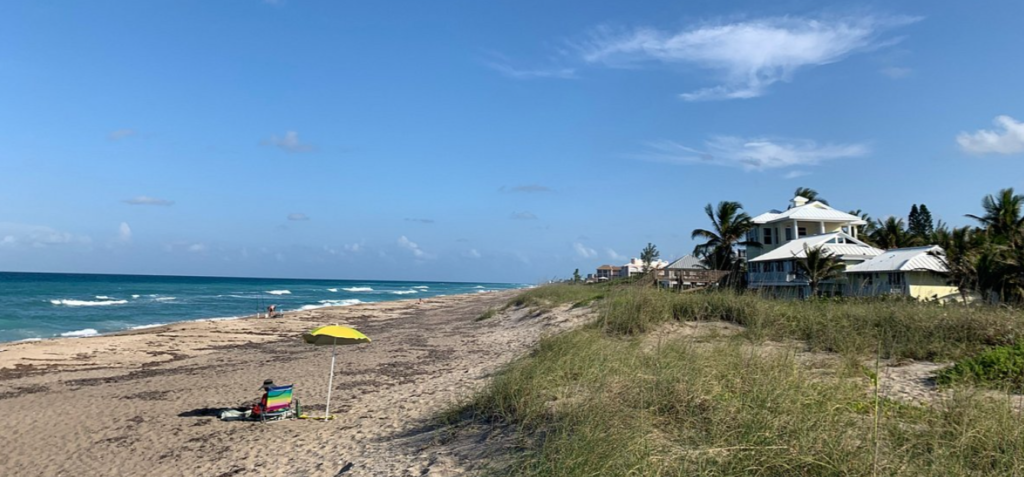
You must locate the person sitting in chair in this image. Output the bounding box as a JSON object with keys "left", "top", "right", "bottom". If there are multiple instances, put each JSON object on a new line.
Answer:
{"left": 251, "top": 379, "right": 275, "bottom": 417}
{"left": 266, "top": 304, "right": 277, "bottom": 318}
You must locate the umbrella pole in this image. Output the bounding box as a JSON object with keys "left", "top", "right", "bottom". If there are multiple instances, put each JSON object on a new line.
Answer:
{"left": 325, "top": 337, "right": 337, "bottom": 419}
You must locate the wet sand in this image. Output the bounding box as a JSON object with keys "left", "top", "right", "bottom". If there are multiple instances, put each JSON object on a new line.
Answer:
{"left": 0, "top": 290, "right": 588, "bottom": 477}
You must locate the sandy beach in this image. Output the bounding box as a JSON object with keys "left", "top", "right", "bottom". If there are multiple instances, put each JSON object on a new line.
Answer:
{"left": 0, "top": 290, "right": 585, "bottom": 477}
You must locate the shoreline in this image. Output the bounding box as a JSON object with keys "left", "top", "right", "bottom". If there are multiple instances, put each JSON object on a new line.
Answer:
{"left": 0, "top": 289, "right": 514, "bottom": 347}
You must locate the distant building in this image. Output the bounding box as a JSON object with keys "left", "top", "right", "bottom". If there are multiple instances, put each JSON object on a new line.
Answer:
{"left": 845, "top": 246, "right": 962, "bottom": 301}
{"left": 621, "top": 258, "right": 669, "bottom": 277}
{"left": 595, "top": 264, "right": 622, "bottom": 281}
{"left": 658, "top": 255, "right": 728, "bottom": 289}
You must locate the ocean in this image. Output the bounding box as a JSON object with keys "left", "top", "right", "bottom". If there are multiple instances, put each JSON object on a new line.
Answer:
{"left": 0, "top": 272, "right": 526, "bottom": 343}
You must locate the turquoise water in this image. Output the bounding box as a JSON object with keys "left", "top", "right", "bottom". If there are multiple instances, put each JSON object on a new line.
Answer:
{"left": 0, "top": 272, "right": 525, "bottom": 343}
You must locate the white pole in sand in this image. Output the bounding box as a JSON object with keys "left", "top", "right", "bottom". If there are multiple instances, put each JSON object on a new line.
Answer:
{"left": 325, "top": 337, "right": 337, "bottom": 419}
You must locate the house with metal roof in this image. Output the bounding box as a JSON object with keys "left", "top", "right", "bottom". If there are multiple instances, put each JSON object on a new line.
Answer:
{"left": 845, "top": 245, "right": 962, "bottom": 301}
{"left": 745, "top": 196, "right": 868, "bottom": 262}
{"left": 658, "top": 254, "right": 728, "bottom": 289}
{"left": 747, "top": 232, "right": 883, "bottom": 298}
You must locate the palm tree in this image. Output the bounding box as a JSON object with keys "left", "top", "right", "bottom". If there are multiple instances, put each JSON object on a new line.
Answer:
{"left": 692, "top": 201, "right": 758, "bottom": 271}
{"left": 640, "top": 243, "right": 660, "bottom": 274}
{"left": 794, "top": 187, "right": 828, "bottom": 205}
{"left": 932, "top": 226, "right": 977, "bottom": 303}
{"left": 869, "top": 217, "right": 919, "bottom": 249}
{"left": 848, "top": 209, "right": 876, "bottom": 238}
{"left": 797, "top": 244, "right": 845, "bottom": 297}
{"left": 966, "top": 188, "right": 1024, "bottom": 247}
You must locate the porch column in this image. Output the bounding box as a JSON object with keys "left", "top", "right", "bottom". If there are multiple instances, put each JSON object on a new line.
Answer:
{"left": 793, "top": 220, "right": 799, "bottom": 239}
{"left": 820, "top": 221, "right": 826, "bottom": 235}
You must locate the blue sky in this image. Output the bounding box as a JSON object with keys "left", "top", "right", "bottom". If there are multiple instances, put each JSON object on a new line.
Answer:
{"left": 2, "top": 1, "right": 1023, "bottom": 283}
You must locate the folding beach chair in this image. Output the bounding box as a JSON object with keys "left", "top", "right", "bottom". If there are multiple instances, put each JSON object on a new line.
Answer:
{"left": 255, "top": 385, "right": 299, "bottom": 422}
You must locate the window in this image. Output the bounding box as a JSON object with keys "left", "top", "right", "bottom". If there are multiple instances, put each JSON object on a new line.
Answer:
{"left": 785, "top": 228, "right": 793, "bottom": 241}
{"left": 798, "top": 227, "right": 807, "bottom": 237}
{"left": 889, "top": 273, "right": 904, "bottom": 286}
{"left": 763, "top": 228, "right": 773, "bottom": 245}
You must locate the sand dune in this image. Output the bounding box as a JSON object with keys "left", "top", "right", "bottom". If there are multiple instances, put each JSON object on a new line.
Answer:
{"left": 0, "top": 291, "right": 588, "bottom": 477}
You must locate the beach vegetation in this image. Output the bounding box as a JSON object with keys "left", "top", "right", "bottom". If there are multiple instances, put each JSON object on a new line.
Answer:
{"left": 937, "top": 341, "right": 1024, "bottom": 391}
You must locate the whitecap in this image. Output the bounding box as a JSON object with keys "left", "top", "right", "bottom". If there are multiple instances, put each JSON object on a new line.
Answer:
{"left": 298, "top": 299, "right": 363, "bottom": 311}
{"left": 154, "top": 297, "right": 177, "bottom": 302}
{"left": 473, "top": 286, "right": 485, "bottom": 289}
{"left": 343, "top": 287, "right": 373, "bottom": 292}
{"left": 61, "top": 328, "right": 99, "bottom": 338}
{"left": 412, "top": 286, "right": 429, "bottom": 289}
{"left": 131, "top": 294, "right": 141, "bottom": 299}
{"left": 327, "top": 288, "right": 338, "bottom": 292}
{"left": 266, "top": 290, "right": 291, "bottom": 295}
{"left": 95, "top": 295, "right": 111, "bottom": 300}
{"left": 130, "top": 323, "right": 166, "bottom": 330}
{"left": 50, "top": 299, "right": 128, "bottom": 307}
{"left": 390, "top": 290, "right": 417, "bottom": 295}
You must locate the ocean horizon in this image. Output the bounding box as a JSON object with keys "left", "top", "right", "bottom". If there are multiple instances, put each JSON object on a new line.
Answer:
{"left": 0, "top": 271, "right": 527, "bottom": 343}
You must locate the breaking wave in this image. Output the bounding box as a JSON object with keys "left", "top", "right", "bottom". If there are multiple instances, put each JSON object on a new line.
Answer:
{"left": 266, "top": 290, "right": 291, "bottom": 295}
{"left": 154, "top": 297, "right": 177, "bottom": 302}
{"left": 343, "top": 287, "right": 373, "bottom": 292}
{"left": 327, "top": 288, "right": 338, "bottom": 292}
{"left": 297, "top": 299, "right": 363, "bottom": 311}
{"left": 61, "top": 328, "right": 99, "bottom": 338}
{"left": 390, "top": 290, "right": 417, "bottom": 295}
{"left": 412, "top": 286, "right": 429, "bottom": 289}
{"left": 50, "top": 299, "right": 128, "bottom": 307}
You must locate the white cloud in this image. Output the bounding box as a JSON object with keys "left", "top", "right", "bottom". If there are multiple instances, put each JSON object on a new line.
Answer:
{"left": 465, "top": 248, "right": 482, "bottom": 259}
{"left": 957, "top": 115, "right": 1024, "bottom": 155}
{"left": 511, "top": 211, "right": 538, "bottom": 220}
{"left": 605, "top": 248, "right": 625, "bottom": 261}
{"left": 263, "top": 131, "right": 315, "bottom": 153}
{"left": 108, "top": 129, "right": 137, "bottom": 141}
{"left": 344, "top": 243, "right": 363, "bottom": 253}
{"left": 573, "top": 242, "right": 597, "bottom": 258}
{"left": 638, "top": 135, "right": 868, "bottom": 171}
{"left": 484, "top": 52, "right": 576, "bottom": 80}
{"left": 122, "top": 196, "right": 175, "bottom": 206}
{"left": 188, "top": 243, "right": 207, "bottom": 253}
{"left": 783, "top": 170, "right": 811, "bottom": 179}
{"left": 287, "top": 213, "right": 310, "bottom": 221}
{"left": 577, "top": 15, "right": 918, "bottom": 100}
{"left": 397, "top": 235, "right": 435, "bottom": 260}
{"left": 118, "top": 222, "right": 132, "bottom": 243}
{"left": 0, "top": 222, "right": 91, "bottom": 248}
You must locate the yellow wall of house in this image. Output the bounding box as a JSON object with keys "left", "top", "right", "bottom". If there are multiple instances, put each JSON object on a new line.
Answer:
{"left": 906, "top": 272, "right": 961, "bottom": 302}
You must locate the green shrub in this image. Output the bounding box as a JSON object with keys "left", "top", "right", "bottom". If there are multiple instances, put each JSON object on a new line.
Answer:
{"left": 476, "top": 308, "right": 498, "bottom": 322}
{"left": 937, "top": 342, "right": 1024, "bottom": 391}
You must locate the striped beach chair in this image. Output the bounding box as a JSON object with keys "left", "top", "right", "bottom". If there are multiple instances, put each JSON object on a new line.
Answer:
{"left": 256, "top": 385, "right": 299, "bottom": 422}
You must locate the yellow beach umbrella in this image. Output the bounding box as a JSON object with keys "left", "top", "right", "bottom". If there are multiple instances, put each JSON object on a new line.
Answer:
{"left": 302, "top": 325, "right": 371, "bottom": 419}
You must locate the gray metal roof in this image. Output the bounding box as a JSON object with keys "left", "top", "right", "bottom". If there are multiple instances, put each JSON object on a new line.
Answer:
{"left": 845, "top": 246, "right": 949, "bottom": 273}
{"left": 751, "top": 201, "right": 866, "bottom": 225}
{"left": 665, "top": 254, "right": 706, "bottom": 270}
{"left": 749, "top": 232, "right": 883, "bottom": 262}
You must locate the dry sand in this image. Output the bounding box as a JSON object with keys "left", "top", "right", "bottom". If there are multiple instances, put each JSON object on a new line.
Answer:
{"left": 0, "top": 290, "right": 588, "bottom": 477}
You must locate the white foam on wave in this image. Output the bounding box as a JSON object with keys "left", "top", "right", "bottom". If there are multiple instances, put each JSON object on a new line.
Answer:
{"left": 154, "top": 297, "right": 177, "bottom": 302}
{"left": 297, "top": 299, "right": 363, "bottom": 311}
{"left": 343, "top": 287, "right": 373, "bottom": 292}
{"left": 131, "top": 294, "right": 141, "bottom": 299}
{"left": 390, "top": 290, "right": 417, "bottom": 295}
{"left": 266, "top": 290, "right": 291, "bottom": 295}
{"left": 50, "top": 299, "right": 129, "bottom": 307}
{"left": 17, "top": 338, "right": 42, "bottom": 343}
{"left": 412, "top": 286, "right": 429, "bottom": 289}
{"left": 130, "top": 323, "right": 167, "bottom": 330}
{"left": 61, "top": 328, "right": 99, "bottom": 338}
{"left": 327, "top": 288, "right": 338, "bottom": 292}
{"left": 473, "top": 286, "right": 485, "bottom": 289}
{"left": 95, "top": 295, "right": 111, "bottom": 300}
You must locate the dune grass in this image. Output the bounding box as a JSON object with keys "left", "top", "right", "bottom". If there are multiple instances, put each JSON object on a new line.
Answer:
{"left": 463, "top": 284, "right": 1024, "bottom": 475}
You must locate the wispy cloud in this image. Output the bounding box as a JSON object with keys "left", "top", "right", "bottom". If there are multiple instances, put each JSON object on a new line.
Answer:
{"left": 188, "top": 243, "right": 207, "bottom": 253}
{"left": 122, "top": 196, "right": 175, "bottom": 206}
{"left": 484, "top": 52, "right": 576, "bottom": 80}
{"left": 263, "top": 131, "right": 315, "bottom": 153}
{"left": 0, "top": 222, "right": 91, "bottom": 248}
{"left": 957, "top": 115, "right": 1024, "bottom": 155}
{"left": 606, "top": 248, "right": 625, "bottom": 261}
{"left": 405, "top": 218, "right": 436, "bottom": 224}
{"left": 784, "top": 170, "right": 811, "bottom": 179}
{"left": 108, "top": 129, "right": 137, "bottom": 141}
{"left": 636, "top": 135, "right": 868, "bottom": 171}
{"left": 118, "top": 222, "right": 132, "bottom": 243}
{"left": 464, "top": 248, "right": 482, "bottom": 259}
{"left": 397, "top": 235, "right": 435, "bottom": 260}
{"left": 500, "top": 184, "right": 554, "bottom": 193}
{"left": 573, "top": 242, "right": 597, "bottom": 258}
{"left": 287, "top": 213, "right": 310, "bottom": 221}
{"left": 510, "top": 211, "right": 538, "bottom": 220}
{"left": 575, "top": 14, "right": 918, "bottom": 100}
